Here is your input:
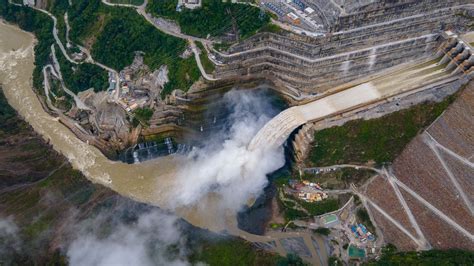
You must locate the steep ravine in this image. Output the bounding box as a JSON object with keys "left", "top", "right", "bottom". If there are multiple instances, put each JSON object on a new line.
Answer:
{"left": 0, "top": 87, "right": 286, "bottom": 265}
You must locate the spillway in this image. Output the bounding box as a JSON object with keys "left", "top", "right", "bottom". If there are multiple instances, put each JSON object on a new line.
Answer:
{"left": 1, "top": 19, "right": 468, "bottom": 243}
{"left": 249, "top": 54, "right": 462, "bottom": 150}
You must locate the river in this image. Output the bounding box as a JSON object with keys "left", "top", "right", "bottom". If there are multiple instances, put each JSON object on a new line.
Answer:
{"left": 0, "top": 19, "right": 221, "bottom": 231}
{"left": 0, "top": 21, "right": 328, "bottom": 265}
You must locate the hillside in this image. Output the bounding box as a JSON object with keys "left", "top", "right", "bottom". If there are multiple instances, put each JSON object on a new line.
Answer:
{"left": 0, "top": 87, "right": 287, "bottom": 265}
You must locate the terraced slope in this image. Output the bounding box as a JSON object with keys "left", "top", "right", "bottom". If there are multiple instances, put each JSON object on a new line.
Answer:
{"left": 363, "top": 82, "right": 474, "bottom": 251}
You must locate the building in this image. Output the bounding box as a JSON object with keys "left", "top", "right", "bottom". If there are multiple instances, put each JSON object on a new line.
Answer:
{"left": 298, "top": 191, "right": 328, "bottom": 202}
{"left": 287, "top": 12, "right": 300, "bottom": 24}
{"left": 23, "top": 0, "right": 34, "bottom": 6}
{"left": 304, "top": 7, "right": 314, "bottom": 15}
{"left": 178, "top": 0, "right": 201, "bottom": 10}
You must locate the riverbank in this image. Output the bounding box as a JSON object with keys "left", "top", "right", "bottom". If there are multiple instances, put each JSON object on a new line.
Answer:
{"left": 0, "top": 86, "right": 288, "bottom": 265}
{"left": 0, "top": 20, "right": 330, "bottom": 265}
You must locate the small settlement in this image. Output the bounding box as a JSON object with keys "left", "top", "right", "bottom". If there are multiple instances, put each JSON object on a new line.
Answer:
{"left": 288, "top": 179, "right": 328, "bottom": 202}
{"left": 107, "top": 54, "right": 168, "bottom": 114}
{"left": 277, "top": 176, "right": 378, "bottom": 262}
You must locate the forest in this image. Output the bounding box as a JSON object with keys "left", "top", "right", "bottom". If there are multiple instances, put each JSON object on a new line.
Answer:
{"left": 67, "top": 0, "right": 201, "bottom": 96}
{"left": 55, "top": 44, "right": 109, "bottom": 94}
{"left": 1, "top": 0, "right": 202, "bottom": 97}
{"left": 146, "top": 0, "right": 270, "bottom": 39}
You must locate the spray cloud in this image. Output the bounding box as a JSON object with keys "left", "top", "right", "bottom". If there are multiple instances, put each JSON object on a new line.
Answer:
{"left": 173, "top": 89, "right": 286, "bottom": 212}
{"left": 67, "top": 209, "right": 191, "bottom": 266}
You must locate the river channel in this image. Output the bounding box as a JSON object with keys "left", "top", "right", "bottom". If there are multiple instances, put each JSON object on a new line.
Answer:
{"left": 0, "top": 21, "right": 328, "bottom": 265}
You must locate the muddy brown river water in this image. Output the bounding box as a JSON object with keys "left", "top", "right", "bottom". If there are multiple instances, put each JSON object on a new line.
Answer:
{"left": 0, "top": 21, "right": 328, "bottom": 265}
{"left": 0, "top": 20, "right": 229, "bottom": 231}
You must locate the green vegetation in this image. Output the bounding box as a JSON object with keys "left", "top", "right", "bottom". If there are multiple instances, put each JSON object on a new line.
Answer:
{"left": 46, "top": 0, "right": 70, "bottom": 45}
{"left": 260, "top": 23, "right": 283, "bottom": 34}
{"left": 283, "top": 208, "right": 308, "bottom": 221}
{"left": 107, "top": 0, "right": 144, "bottom": 5}
{"left": 308, "top": 96, "right": 457, "bottom": 166}
{"left": 55, "top": 45, "right": 109, "bottom": 93}
{"left": 274, "top": 174, "right": 292, "bottom": 187}
{"left": 46, "top": 73, "right": 73, "bottom": 111}
{"left": 133, "top": 107, "right": 154, "bottom": 124}
{"left": 0, "top": 88, "right": 18, "bottom": 136}
{"left": 146, "top": 0, "right": 270, "bottom": 39}
{"left": 303, "top": 168, "right": 376, "bottom": 190}
{"left": 299, "top": 198, "right": 339, "bottom": 216}
{"left": 196, "top": 41, "right": 215, "bottom": 73}
{"left": 275, "top": 175, "right": 341, "bottom": 220}
{"left": 313, "top": 227, "right": 331, "bottom": 236}
{"left": 357, "top": 209, "right": 375, "bottom": 234}
{"left": 67, "top": 0, "right": 201, "bottom": 95}
{"left": 329, "top": 256, "right": 343, "bottom": 266}
{"left": 353, "top": 195, "right": 361, "bottom": 206}
{"left": 367, "top": 248, "right": 474, "bottom": 265}
{"left": 279, "top": 193, "right": 339, "bottom": 221}
{"left": 190, "top": 239, "right": 283, "bottom": 265}
{"left": 278, "top": 253, "right": 308, "bottom": 266}
{"left": 0, "top": 1, "right": 106, "bottom": 95}
{"left": 213, "top": 42, "right": 233, "bottom": 52}
{"left": 191, "top": 240, "right": 308, "bottom": 266}
{"left": 162, "top": 56, "right": 200, "bottom": 98}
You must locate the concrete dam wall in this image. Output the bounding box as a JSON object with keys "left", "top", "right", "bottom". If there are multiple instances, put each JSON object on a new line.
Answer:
{"left": 248, "top": 35, "right": 474, "bottom": 151}
{"left": 212, "top": 0, "right": 473, "bottom": 97}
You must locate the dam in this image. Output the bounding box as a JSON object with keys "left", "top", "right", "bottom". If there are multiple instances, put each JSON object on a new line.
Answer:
{"left": 249, "top": 38, "right": 474, "bottom": 150}
{"left": 2, "top": 0, "right": 474, "bottom": 263}
{"left": 0, "top": 21, "right": 330, "bottom": 263}
{"left": 2, "top": 18, "right": 472, "bottom": 229}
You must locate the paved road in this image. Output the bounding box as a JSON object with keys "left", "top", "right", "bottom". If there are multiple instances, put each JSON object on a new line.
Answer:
{"left": 391, "top": 177, "right": 474, "bottom": 242}
{"left": 423, "top": 133, "right": 474, "bottom": 215}
{"left": 384, "top": 168, "right": 430, "bottom": 249}
{"left": 304, "top": 164, "right": 382, "bottom": 174}
{"left": 215, "top": 34, "right": 436, "bottom": 62}
{"left": 50, "top": 46, "right": 92, "bottom": 110}
{"left": 332, "top": 4, "right": 474, "bottom": 36}
{"left": 42, "top": 65, "right": 62, "bottom": 113}
{"left": 29, "top": 5, "right": 122, "bottom": 101}
{"left": 351, "top": 184, "right": 425, "bottom": 248}
{"left": 189, "top": 40, "right": 219, "bottom": 81}
{"left": 102, "top": 0, "right": 218, "bottom": 81}
{"left": 426, "top": 132, "right": 474, "bottom": 168}
{"left": 249, "top": 55, "right": 456, "bottom": 150}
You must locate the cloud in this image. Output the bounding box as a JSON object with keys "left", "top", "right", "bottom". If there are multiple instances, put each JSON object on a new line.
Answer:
{"left": 0, "top": 216, "right": 22, "bottom": 263}
{"left": 67, "top": 210, "right": 190, "bottom": 266}
{"left": 172, "top": 89, "right": 286, "bottom": 212}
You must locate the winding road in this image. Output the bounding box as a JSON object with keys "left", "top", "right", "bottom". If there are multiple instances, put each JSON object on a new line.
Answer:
{"left": 101, "top": 0, "right": 218, "bottom": 81}
{"left": 27, "top": 4, "right": 122, "bottom": 103}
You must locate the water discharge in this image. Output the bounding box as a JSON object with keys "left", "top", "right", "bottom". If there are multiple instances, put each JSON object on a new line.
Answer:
{"left": 1, "top": 20, "right": 452, "bottom": 264}
{"left": 0, "top": 21, "right": 285, "bottom": 232}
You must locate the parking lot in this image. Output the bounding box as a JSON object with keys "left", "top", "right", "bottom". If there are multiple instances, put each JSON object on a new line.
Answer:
{"left": 261, "top": 0, "right": 327, "bottom": 34}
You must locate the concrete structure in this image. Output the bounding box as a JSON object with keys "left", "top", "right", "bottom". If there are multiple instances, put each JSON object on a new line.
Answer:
{"left": 213, "top": 0, "right": 473, "bottom": 98}
{"left": 321, "top": 214, "right": 339, "bottom": 227}
{"left": 249, "top": 36, "right": 473, "bottom": 151}
{"left": 178, "top": 0, "right": 201, "bottom": 10}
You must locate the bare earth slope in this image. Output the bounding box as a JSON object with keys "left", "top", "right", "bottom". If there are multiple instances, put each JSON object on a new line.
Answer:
{"left": 364, "top": 82, "right": 474, "bottom": 251}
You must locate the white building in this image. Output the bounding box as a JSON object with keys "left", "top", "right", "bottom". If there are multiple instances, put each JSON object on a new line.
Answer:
{"left": 178, "top": 0, "right": 202, "bottom": 10}
{"left": 23, "top": 0, "right": 35, "bottom": 6}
